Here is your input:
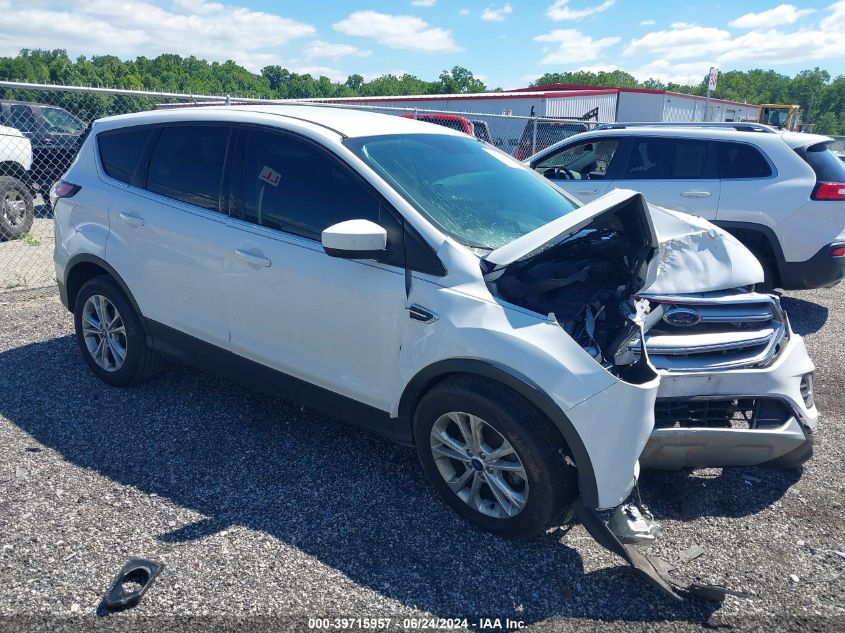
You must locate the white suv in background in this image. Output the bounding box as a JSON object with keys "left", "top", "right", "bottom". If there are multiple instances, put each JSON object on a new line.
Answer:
{"left": 52, "top": 106, "right": 815, "bottom": 599}
{"left": 526, "top": 123, "right": 845, "bottom": 291}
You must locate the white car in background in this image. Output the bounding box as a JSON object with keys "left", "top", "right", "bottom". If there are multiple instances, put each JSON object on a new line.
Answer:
{"left": 52, "top": 106, "right": 815, "bottom": 599}
{"left": 0, "top": 124, "right": 34, "bottom": 240}
{"left": 526, "top": 122, "right": 845, "bottom": 291}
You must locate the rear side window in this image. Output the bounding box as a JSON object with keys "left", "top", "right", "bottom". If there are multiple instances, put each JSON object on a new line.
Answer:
{"left": 716, "top": 142, "right": 772, "bottom": 179}
{"left": 800, "top": 142, "right": 845, "bottom": 182}
{"left": 623, "top": 137, "right": 712, "bottom": 180}
{"left": 236, "top": 129, "right": 379, "bottom": 239}
{"left": 97, "top": 128, "right": 153, "bottom": 184}
{"left": 146, "top": 125, "right": 230, "bottom": 211}
{"left": 8, "top": 104, "right": 37, "bottom": 133}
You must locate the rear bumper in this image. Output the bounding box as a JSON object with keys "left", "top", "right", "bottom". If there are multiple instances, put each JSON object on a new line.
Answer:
{"left": 641, "top": 333, "right": 817, "bottom": 469}
{"left": 778, "top": 242, "right": 845, "bottom": 290}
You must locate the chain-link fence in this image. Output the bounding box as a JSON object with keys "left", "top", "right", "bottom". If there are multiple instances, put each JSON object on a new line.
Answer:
{"left": 0, "top": 81, "right": 595, "bottom": 293}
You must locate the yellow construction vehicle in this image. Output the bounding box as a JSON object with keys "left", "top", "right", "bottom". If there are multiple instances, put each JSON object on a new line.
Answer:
{"left": 758, "top": 104, "right": 802, "bottom": 131}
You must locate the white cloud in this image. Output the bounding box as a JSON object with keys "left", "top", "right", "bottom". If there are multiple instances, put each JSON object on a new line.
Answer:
{"left": 411, "top": 0, "right": 436, "bottom": 6}
{"left": 0, "top": 0, "right": 315, "bottom": 71}
{"left": 304, "top": 40, "right": 371, "bottom": 60}
{"left": 546, "top": 0, "right": 615, "bottom": 21}
{"left": 729, "top": 4, "right": 815, "bottom": 29}
{"left": 291, "top": 65, "right": 348, "bottom": 82}
{"left": 624, "top": 24, "right": 731, "bottom": 59}
{"left": 628, "top": 59, "right": 716, "bottom": 85}
{"left": 639, "top": 19, "right": 655, "bottom": 26}
{"left": 459, "top": 8, "right": 471, "bottom": 16}
{"left": 481, "top": 3, "right": 513, "bottom": 21}
{"left": 719, "top": 27, "right": 845, "bottom": 64}
{"left": 333, "top": 10, "right": 460, "bottom": 52}
{"left": 534, "top": 29, "right": 620, "bottom": 63}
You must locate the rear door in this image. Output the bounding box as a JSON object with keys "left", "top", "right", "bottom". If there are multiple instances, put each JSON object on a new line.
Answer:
{"left": 530, "top": 136, "right": 626, "bottom": 202}
{"left": 102, "top": 123, "right": 236, "bottom": 347}
{"left": 610, "top": 136, "right": 720, "bottom": 220}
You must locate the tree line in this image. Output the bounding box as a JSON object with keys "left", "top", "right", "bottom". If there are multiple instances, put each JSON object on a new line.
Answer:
{"left": 1, "top": 49, "right": 843, "bottom": 135}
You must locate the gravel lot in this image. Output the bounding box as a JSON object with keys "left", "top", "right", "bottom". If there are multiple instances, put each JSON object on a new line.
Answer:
{"left": 0, "top": 199, "right": 56, "bottom": 292}
{"left": 0, "top": 284, "right": 843, "bottom": 631}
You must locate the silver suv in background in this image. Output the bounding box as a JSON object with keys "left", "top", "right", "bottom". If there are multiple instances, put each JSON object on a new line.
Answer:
{"left": 526, "top": 122, "right": 845, "bottom": 291}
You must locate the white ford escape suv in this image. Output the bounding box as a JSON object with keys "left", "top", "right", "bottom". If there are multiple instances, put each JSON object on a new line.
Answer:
{"left": 52, "top": 106, "right": 815, "bottom": 599}
{"left": 526, "top": 123, "right": 845, "bottom": 291}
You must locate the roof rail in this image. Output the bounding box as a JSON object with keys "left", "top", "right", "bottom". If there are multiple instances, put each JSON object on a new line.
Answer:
{"left": 593, "top": 122, "right": 777, "bottom": 133}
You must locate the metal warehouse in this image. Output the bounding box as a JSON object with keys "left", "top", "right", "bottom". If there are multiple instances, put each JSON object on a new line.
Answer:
{"left": 314, "top": 84, "right": 761, "bottom": 125}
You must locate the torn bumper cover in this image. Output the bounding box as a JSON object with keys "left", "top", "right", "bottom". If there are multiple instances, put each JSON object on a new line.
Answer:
{"left": 572, "top": 499, "right": 747, "bottom": 602}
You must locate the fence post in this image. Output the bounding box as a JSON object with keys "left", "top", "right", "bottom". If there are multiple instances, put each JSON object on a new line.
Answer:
{"left": 531, "top": 118, "right": 538, "bottom": 155}
{"left": 413, "top": 107, "right": 418, "bottom": 120}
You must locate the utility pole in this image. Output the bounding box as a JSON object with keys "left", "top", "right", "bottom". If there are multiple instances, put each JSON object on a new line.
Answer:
{"left": 705, "top": 67, "right": 718, "bottom": 121}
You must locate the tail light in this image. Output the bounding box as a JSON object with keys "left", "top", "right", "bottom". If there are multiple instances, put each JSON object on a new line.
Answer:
{"left": 831, "top": 246, "right": 845, "bottom": 257}
{"left": 811, "top": 182, "right": 845, "bottom": 200}
{"left": 49, "top": 180, "right": 81, "bottom": 208}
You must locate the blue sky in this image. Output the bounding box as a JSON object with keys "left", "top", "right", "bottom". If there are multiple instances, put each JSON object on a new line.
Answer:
{"left": 1, "top": 1, "right": 843, "bottom": 89}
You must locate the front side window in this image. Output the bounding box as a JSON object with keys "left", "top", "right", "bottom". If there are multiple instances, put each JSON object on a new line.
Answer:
{"left": 716, "top": 142, "right": 772, "bottom": 179}
{"left": 346, "top": 133, "right": 580, "bottom": 250}
{"left": 623, "top": 137, "right": 711, "bottom": 180}
{"left": 41, "top": 107, "right": 85, "bottom": 134}
{"left": 146, "top": 125, "right": 230, "bottom": 211}
{"left": 237, "top": 130, "right": 379, "bottom": 239}
{"left": 535, "top": 139, "right": 620, "bottom": 180}
{"left": 98, "top": 127, "right": 154, "bottom": 184}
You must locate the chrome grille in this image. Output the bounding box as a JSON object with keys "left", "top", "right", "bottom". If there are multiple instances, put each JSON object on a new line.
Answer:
{"left": 631, "top": 292, "right": 787, "bottom": 371}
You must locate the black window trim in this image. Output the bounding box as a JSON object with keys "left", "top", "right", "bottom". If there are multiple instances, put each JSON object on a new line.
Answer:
{"left": 713, "top": 139, "right": 778, "bottom": 181}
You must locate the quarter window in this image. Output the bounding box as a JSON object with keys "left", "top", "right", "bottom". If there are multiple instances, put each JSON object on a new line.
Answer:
{"left": 98, "top": 127, "right": 153, "bottom": 185}
{"left": 624, "top": 138, "right": 711, "bottom": 180}
{"left": 146, "top": 125, "right": 230, "bottom": 211}
{"left": 535, "top": 139, "right": 620, "bottom": 180}
{"left": 716, "top": 142, "right": 773, "bottom": 179}
{"left": 237, "top": 129, "right": 379, "bottom": 239}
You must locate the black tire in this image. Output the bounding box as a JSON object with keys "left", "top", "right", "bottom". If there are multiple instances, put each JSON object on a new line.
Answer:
{"left": 754, "top": 252, "right": 777, "bottom": 293}
{"left": 0, "top": 176, "right": 34, "bottom": 241}
{"left": 413, "top": 376, "right": 578, "bottom": 538}
{"left": 73, "top": 276, "right": 163, "bottom": 386}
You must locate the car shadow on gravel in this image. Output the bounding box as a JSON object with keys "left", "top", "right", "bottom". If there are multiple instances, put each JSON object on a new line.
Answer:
{"left": 779, "top": 296, "right": 828, "bottom": 336}
{"left": 1, "top": 336, "right": 721, "bottom": 624}
{"left": 640, "top": 467, "right": 801, "bottom": 521}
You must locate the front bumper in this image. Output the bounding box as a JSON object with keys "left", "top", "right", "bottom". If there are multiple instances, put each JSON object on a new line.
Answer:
{"left": 640, "top": 332, "right": 817, "bottom": 469}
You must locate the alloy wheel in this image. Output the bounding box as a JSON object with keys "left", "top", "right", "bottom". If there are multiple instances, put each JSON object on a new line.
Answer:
{"left": 81, "top": 294, "right": 127, "bottom": 372}
{"left": 429, "top": 411, "right": 529, "bottom": 519}
{"left": 2, "top": 190, "right": 27, "bottom": 227}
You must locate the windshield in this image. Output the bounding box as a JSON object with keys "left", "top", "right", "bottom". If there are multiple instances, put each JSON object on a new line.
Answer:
{"left": 345, "top": 133, "right": 579, "bottom": 250}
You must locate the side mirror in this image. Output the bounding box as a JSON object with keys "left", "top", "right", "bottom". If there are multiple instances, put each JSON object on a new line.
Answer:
{"left": 322, "top": 219, "right": 388, "bottom": 260}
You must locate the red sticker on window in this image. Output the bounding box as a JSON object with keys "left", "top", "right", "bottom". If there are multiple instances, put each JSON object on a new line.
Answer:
{"left": 259, "top": 165, "right": 281, "bottom": 187}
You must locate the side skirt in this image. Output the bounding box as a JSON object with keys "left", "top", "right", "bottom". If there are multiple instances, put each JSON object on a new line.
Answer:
{"left": 145, "top": 319, "right": 414, "bottom": 446}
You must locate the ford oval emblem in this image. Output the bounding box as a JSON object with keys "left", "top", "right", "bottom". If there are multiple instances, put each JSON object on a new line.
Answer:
{"left": 663, "top": 306, "right": 702, "bottom": 327}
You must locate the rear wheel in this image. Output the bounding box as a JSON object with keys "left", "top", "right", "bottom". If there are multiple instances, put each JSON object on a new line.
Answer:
{"left": 414, "top": 376, "right": 577, "bottom": 538}
{"left": 73, "top": 276, "right": 162, "bottom": 386}
{"left": 0, "top": 176, "right": 34, "bottom": 241}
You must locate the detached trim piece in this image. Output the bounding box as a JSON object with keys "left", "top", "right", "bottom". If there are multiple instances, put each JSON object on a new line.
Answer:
{"left": 572, "top": 499, "right": 745, "bottom": 602}
{"left": 99, "top": 559, "right": 163, "bottom": 613}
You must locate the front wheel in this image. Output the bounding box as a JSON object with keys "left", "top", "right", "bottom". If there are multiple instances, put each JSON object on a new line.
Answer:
{"left": 414, "top": 376, "right": 577, "bottom": 538}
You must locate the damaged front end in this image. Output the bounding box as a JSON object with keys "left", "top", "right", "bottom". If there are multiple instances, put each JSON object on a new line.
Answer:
{"left": 482, "top": 189, "right": 663, "bottom": 380}
{"left": 481, "top": 189, "right": 748, "bottom": 601}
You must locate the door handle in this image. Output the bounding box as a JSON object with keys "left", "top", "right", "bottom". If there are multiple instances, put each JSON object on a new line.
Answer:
{"left": 118, "top": 212, "right": 145, "bottom": 227}
{"left": 680, "top": 191, "right": 712, "bottom": 198}
{"left": 234, "top": 249, "right": 272, "bottom": 268}
{"left": 575, "top": 189, "right": 599, "bottom": 195}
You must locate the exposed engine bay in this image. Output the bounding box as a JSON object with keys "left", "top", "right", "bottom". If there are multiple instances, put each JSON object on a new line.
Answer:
{"left": 484, "top": 196, "right": 659, "bottom": 380}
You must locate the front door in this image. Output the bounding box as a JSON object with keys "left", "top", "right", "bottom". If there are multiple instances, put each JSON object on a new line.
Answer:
{"left": 223, "top": 127, "right": 407, "bottom": 411}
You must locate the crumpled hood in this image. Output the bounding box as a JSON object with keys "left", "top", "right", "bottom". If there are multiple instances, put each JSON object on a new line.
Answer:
{"left": 640, "top": 204, "right": 763, "bottom": 294}
{"left": 484, "top": 189, "right": 762, "bottom": 295}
